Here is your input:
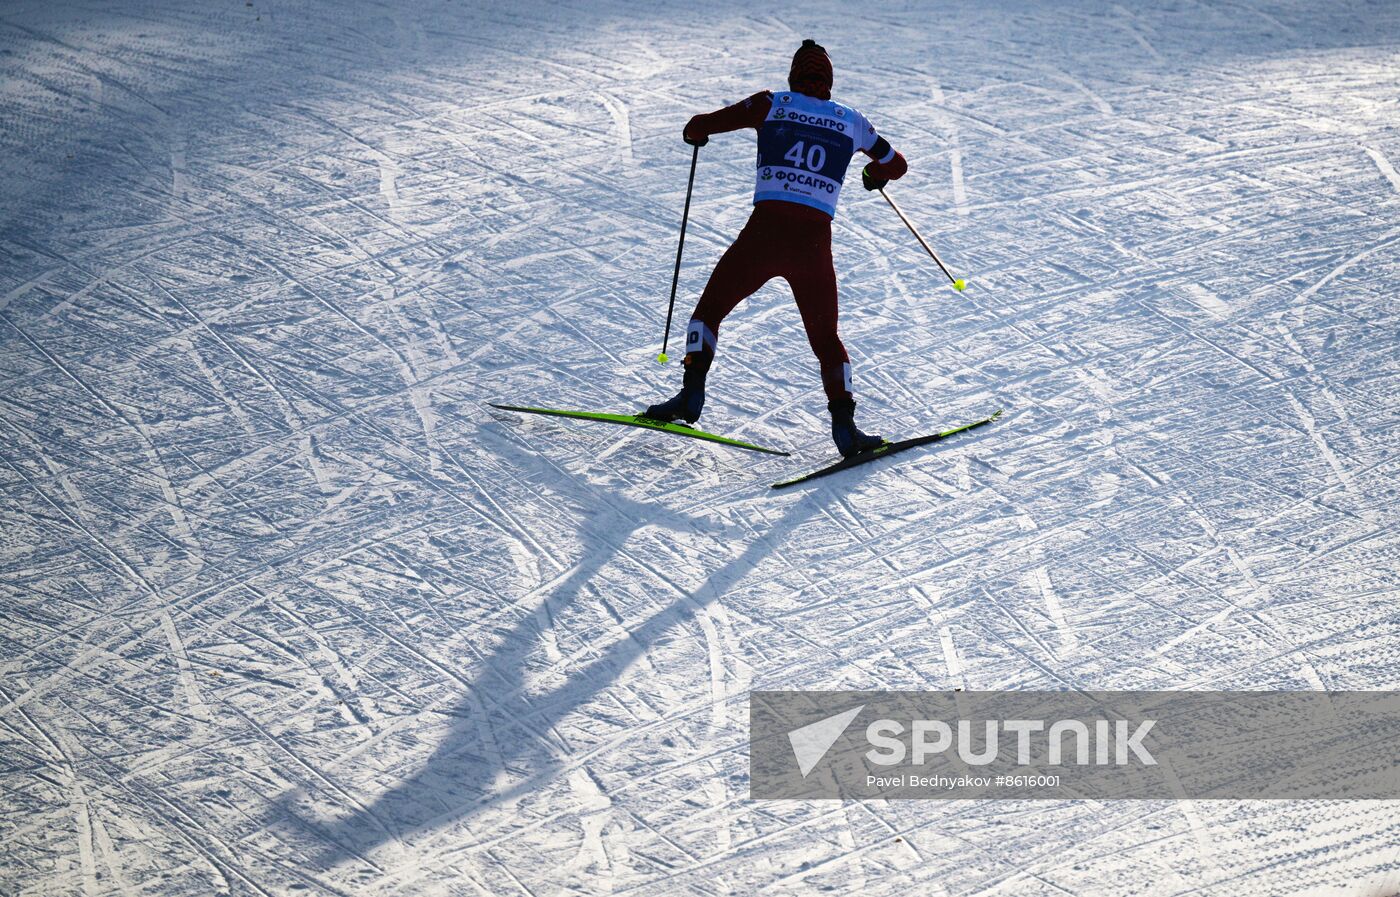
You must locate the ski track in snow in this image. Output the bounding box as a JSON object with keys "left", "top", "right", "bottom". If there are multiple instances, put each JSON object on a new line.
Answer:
{"left": 2, "top": 0, "right": 1400, "bottom": 895}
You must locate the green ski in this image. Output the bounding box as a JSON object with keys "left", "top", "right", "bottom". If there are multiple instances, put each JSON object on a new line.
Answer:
{"left": 489, "top": 404, "right": 790, "bottom": 456}
{"left": 772, "top": 410, "right": 1003, "bottom": 489}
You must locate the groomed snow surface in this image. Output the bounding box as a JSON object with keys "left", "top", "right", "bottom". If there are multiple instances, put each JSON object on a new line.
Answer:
{"left": 2, "top": 1, "right": 1399, "bottom": 894}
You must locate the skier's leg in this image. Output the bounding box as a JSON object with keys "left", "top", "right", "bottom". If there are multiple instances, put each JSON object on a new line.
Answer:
{"left": 686, "top": 220, "right": 779, "bottom": 367}
{"left": 646, "top": 222, "right": 775, "bottom": 422}
{"left": 788, "top": 273, "right": 851, "bottom": 402}
{"left": 786, "top": 240, "right": 883, "bottom": 456}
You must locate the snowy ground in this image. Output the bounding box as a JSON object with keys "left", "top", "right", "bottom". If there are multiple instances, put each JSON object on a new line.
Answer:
{"left": 3, "top": 1, "right": 1400, "bottom": 894}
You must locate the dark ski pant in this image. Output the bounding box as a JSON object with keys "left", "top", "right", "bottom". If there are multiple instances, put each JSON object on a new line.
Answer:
{"left": 688, "top": 202, "right": 851, "bottom": 402}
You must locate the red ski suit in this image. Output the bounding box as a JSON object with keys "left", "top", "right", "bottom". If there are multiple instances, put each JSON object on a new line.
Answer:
{"left": 683, "top": 91, "right": 907, "bottom": 401}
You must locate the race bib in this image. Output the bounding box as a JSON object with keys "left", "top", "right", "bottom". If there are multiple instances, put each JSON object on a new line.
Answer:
{"left": 753, "top": 93, "right": 866, "bottom": 217}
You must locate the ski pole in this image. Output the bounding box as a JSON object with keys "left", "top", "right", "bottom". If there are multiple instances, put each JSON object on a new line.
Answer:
{"left": 878, "top": 187, "right": 967, "bottom": 292}
{"left": 658, "top": 143, "right": 700, "bottom": 364}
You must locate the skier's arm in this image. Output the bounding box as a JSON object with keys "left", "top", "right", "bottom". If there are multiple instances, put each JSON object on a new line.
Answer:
{"left": 854, "top": 112, "right": 908, "bottom": 190}
{"left": 860, "top": 136, "right": 908, "bottom": 190}
{"left": 683, "top": 91, "right": 773, "bottom": 146}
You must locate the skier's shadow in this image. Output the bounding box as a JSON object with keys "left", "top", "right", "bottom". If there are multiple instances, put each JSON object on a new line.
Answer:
{"left": 282, "top": 415, "right": 833, "bottom": 870}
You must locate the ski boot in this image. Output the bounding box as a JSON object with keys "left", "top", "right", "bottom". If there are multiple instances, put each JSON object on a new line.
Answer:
{"left": 644, "top": 354, "right": 708, "bottom": 424}
{"left": 829, "top": 397, "right": 884, "bottom": 457}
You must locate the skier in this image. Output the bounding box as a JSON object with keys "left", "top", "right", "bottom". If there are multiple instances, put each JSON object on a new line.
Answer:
{"left": 644, "top": 39, "right": 909, "bottom": 457}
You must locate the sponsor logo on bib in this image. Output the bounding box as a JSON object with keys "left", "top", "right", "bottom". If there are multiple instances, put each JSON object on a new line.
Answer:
{"left": 782, "top": 110, "right": 845, "bottom": 132}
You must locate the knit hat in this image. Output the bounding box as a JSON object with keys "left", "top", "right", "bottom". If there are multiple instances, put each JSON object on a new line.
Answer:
{"left": 788, "top": 39, "right": 832, "bottom": 100}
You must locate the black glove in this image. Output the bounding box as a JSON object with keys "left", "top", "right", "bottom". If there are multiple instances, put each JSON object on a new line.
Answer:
{"left": 684, "top": 130, "right": 709, "bottom": 147}
{"left": 861, "top": 165, "right": 888, "bottom": 192}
